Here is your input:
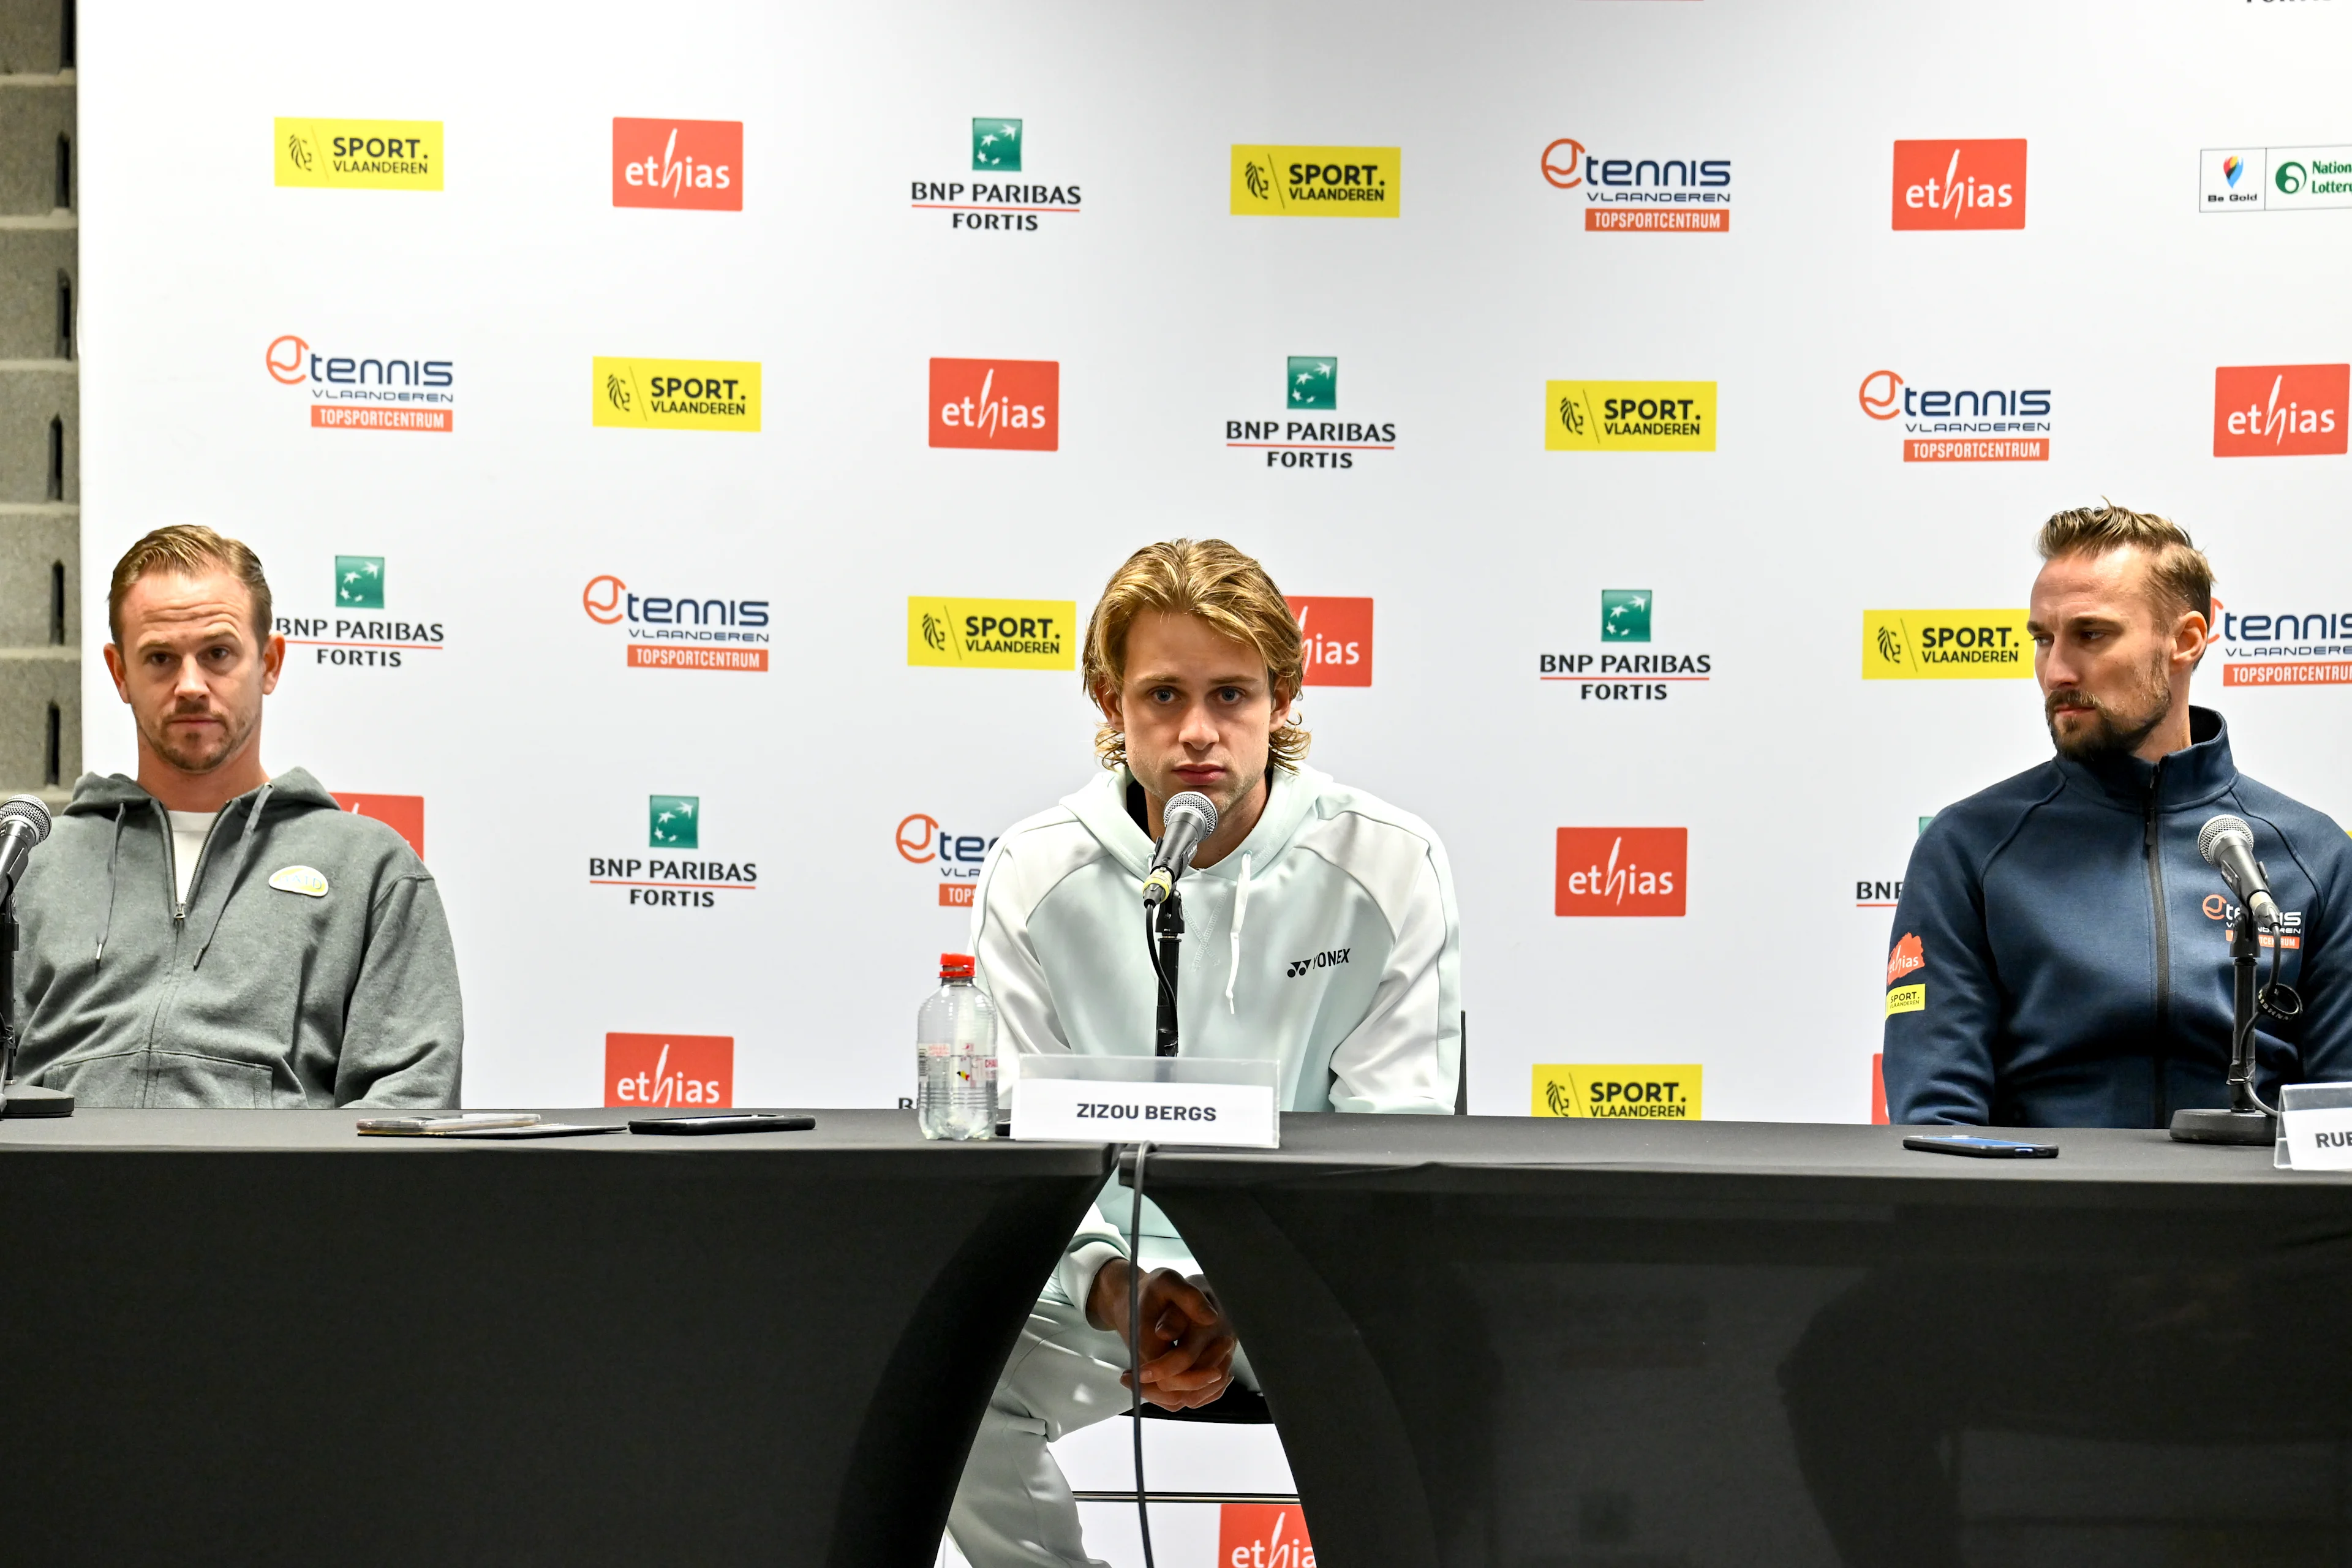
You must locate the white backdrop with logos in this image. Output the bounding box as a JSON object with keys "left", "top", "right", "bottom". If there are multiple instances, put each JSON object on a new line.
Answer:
{"left": 76, "top": 0, "right": 2352, "bottom": 1130}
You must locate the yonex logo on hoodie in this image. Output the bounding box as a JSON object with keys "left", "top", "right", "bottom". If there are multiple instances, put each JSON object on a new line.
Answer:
{"left": 1285, "top": 949, "right": 1351, "bottom": 978}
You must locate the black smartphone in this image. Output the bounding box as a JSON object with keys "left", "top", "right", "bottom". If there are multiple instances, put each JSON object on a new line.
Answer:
{"left": 1902, "top": 1133, "right": 2059, "bottom": 1159}
{"left": 628, "top": 1114, "right": 816, "bottom": 1136}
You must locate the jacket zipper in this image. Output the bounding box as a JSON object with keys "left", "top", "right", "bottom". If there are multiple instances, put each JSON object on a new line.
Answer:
{"left": 2143, "top": 774, "right": 2169, "bottom": 1127}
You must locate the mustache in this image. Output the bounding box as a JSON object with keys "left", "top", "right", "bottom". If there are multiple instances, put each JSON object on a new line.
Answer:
{"left": 2045, "top": 690, "right": 2102, "bottom": 716}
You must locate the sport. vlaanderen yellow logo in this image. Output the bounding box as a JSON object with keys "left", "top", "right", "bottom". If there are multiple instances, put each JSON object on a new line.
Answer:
{"left": 1861, "top": 611, "right": 2033, "bottom": 680}
{"left": 908, "top": 598, "right": 1078, "bottom": 671}
{"left": 592, "top": 358, "right": 762, "bottom": 432}
{"left": 275, "top": 119, "right": 442, "bottom": 190}
{"left": 1545, "top": 382, "right": 1716, "bottom": 452}
{"left": 1531, "top": 1064, "right": 1703, "bottom": 1119}
{"left": 1231, "top": 146, "right": 1400, "bottom": 217}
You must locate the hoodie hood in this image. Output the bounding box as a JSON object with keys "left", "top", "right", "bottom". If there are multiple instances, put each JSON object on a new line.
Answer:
{"left": 1058, "top": 763, "right": 1328, "bottom": 883}
{"left": 64, "top": 767, "right": 339, "bottom": 816}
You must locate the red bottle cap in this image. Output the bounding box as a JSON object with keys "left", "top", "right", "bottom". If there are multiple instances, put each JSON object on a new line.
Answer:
{"left": 940, "top": 953, "right": 976, "bottom": 979}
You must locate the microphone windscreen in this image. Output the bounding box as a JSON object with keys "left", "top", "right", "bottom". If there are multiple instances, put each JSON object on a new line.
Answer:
{"left": 2197, "top": 813, "right": 2252, "bottom": 869}
{"left": 0, "top": 793, "right": 51, "bottom": 843}
{"left": 1165, "top": 791, "right": 1218, "bottom": 834}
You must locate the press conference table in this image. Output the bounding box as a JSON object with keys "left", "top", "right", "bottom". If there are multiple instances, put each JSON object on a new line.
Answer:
{"left": 0, "top": 1107, "right": 1110, "bottom": 1567}
{"left": 1137, "top": 1115, "right": 2352, "bottom": 1568}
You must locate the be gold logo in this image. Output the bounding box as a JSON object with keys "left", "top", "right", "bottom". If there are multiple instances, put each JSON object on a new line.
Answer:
{"left": 592, "top": 358, "right": 761, "bottom": 432}
{"left": 1861, "top": 609, "right": 2032, "bottom": 680}
{"left": 275, "top": 119, "right": 443, "bottom": 191}
{"left": 907, "top": 598, "right": 1077, "bottom": 671}
{"left": 1531, "top": 1065, "right": 1703, "bottom": 1120}
{"left": 1230, "top": 145, "right": 1400, "bottom": 217}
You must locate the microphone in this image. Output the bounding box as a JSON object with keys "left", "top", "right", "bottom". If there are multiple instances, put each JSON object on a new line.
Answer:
{"left": 1141, "top": 792, "right": 1218, "bottom": 907}
{"left": 2199, "top": 814, "right": 2280, "bottom": 930}
{"left": 0, "top": 794, "right": 50, "bottom": 902}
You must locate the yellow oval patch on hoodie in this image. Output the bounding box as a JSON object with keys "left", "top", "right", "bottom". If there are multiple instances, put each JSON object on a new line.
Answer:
{"left": 268, "top": 865, "right": 329, "bottom": 899}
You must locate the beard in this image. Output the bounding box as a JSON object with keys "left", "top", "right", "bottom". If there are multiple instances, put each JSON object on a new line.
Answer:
{"left": 143, "top": 701, "right": 250, "bottom": 775}
{"left": 2045, "top": 654, "right": 2172, "bottom": 763}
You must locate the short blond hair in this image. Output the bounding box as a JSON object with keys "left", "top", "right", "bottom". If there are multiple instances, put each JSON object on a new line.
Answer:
{"left": 1083, "top": 538, "right": 1310, "bottom": 772}
{"left": 2037, "top": 503, "right": 2213, "bottom": 625}
{"left": 108, "top": 524, "right": 273, "bottom": 646}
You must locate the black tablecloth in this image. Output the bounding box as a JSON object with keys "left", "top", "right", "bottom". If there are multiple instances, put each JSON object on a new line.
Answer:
{"left": 0, "top": 1108, "right": 1110, "bottom": 1567}
{"left": 1133, "top": 1114, "right": 2352, "bottom": 1568}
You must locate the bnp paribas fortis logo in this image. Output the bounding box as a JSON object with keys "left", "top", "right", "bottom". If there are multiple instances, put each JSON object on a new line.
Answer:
{"left": 1600, "top": 590, "right": 1650, "bottom": 642}
{"left": 336, "top": 556, "right": 384, "bottom": 609}
{"left": 1231, "top": 146, "right": 1400, "bottom": 217}
{"left": 275, "top": 119, "right": 443, "bottom": 191}
{"left": 593, "top": 357, "right": 761, "bottom": 432}
{"left": 273, "top": 555, "right": 447, "bottom": 671}
{"left": 1288, "top": 356, "right": 1336, "bottom": 409}
{"left": 973, "top": 118, "right": 1022, "bottom": 170}
{"left": 1530, "top": 1065, "right": 1703, "bottom": 1120}
{"left": 1546, "top": 381, "right": 1716, "bottom": 452}
{"left": 1862, "top": 609, "right": 2032, "bottom": 679}
{"left": 649, "top": 794, "right": 699, "bottom": 850}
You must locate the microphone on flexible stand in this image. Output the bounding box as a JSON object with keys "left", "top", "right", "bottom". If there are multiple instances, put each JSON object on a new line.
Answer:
{"left": 1142, "top": 793, "right": 1218, "bottom": 908}
{"left": 2172, "top": 815, "right": 2301, "bottom": 1145}
{"left": 0, "top": 794, "right": 69, "bottom": 1118}
{"left": 1142, "top": 793, "right": 1218, "bottom": 1058}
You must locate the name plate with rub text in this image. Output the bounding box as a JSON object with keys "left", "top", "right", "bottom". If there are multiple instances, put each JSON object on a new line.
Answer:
{"left": 1011, "top": 1057, "right": 1279, "bottom": 1148}
{"left": 2279, "top": 1082, "right": 2352, "bottom": 1169}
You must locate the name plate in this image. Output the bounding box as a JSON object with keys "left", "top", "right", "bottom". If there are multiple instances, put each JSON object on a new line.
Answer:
{"left": 2282, "top": 1105, "right": 2352, "bottom": 1170}
{"left": 1009, "top": 1056, "right": 1280, "bottom": 1148}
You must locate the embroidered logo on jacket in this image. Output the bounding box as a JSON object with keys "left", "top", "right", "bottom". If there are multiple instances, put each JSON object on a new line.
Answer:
{"left": 269, "top": 865, "right": 330, "bottom": 898}
{"left": 1285, "top": 948, "right": 1351, "bottom": 978}
{"left": 1887, "top": 932, "right": 1924, "bottom": 986}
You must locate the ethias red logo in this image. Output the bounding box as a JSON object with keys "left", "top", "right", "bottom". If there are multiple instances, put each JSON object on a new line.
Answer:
{"left": 1286, "top": 596, "right": 1372, "bottom": 687}
{"left": 1891, "top": 140, "right": 2025, "bottom": 229}
{"left": 1218, "top": 1503, "right": 1315, "bottom": 1568}
{"left": 612, "top": 119, "right": 741, "bottom": 211}
{"left": 333, "top": 793, "right": 424, "bottom": 859}
{"left": 1556, "top": 828, "right": 1686, "bottom": 917}
{"left": 606, "top": 1032, "right": 733, "bottom": 1108}
{"left": 929, "top": 358, "right": 1057, "bottom": 451}
{"left": 2213, "top": 364, "right": 2348, "bottom": 458}
{"left": 1887, "top": 932, "right": 1924, "bottom": 986}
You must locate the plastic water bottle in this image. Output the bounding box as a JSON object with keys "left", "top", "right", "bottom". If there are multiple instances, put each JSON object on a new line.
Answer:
{"left": 918, "top": 953, "right": 998, "bottom": 1140}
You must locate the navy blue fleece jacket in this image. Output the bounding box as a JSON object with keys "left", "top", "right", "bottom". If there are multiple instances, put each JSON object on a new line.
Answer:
{"left": 1884, "top": 708, "right": 2352, "bottom": 1127}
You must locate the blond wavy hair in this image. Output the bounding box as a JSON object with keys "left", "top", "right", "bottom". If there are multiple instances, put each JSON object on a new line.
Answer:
{"left": 1083, "top": 539, "right": 1310, "bottom": 772}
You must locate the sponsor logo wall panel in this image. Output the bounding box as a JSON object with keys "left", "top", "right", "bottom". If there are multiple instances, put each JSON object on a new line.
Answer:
{"left": 77, "top": 0, "right": 2352, "bottom": 1132}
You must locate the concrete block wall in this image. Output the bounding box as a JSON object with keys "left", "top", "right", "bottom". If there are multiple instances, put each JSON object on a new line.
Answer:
{"left": 0, "top": 0, "right": 72, "bottom": 802}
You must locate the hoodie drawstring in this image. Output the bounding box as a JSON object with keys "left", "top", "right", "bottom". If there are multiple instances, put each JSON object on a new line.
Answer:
{"left": 193, "top": 782, "right": 272, "bottom": 970}
{"left": 1224, "top": 853, "right": 1254, "bottom": 1014}
{"left": 94, "top": 803, "right": 125, "bottom": 967}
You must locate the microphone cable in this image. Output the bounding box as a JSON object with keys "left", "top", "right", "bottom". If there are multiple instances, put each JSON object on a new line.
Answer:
{"left": 1128, "top": 1140, "right": 1158, "bottom": 1568}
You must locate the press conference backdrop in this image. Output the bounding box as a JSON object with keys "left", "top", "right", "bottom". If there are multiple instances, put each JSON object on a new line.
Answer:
{"left": 75, "top": 1, "right": 2352, "bottom": 1120}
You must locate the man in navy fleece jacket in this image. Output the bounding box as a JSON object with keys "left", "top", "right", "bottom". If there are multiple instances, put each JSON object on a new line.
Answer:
{"left": 1884, "top": 504, "right": 2352, "bottom": 1127}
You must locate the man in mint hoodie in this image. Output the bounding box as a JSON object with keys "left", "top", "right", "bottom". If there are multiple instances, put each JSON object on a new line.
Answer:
{"left": 7, "top": 524, "right": 461, "bottom": 1108}
{"left": 950, "top": 538, "right": 1461, "bottom": 1568}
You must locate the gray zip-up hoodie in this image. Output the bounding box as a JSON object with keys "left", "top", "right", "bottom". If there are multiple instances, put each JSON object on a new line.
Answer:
{"left": 8, "top": 768, "right": 462, "bottom": 1107}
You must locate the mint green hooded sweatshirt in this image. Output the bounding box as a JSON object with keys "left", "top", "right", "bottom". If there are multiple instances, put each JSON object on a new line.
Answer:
{"left": 7, "top": 769, "right": 462, "bottom": 1107}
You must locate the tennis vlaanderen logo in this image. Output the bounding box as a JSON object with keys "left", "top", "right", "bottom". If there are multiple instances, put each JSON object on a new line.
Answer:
{"left": 580, "top": 573, "right": 772, "bottom": 672}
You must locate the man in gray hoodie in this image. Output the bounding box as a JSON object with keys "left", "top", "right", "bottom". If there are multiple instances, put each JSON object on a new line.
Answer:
{"left": 7, "top": 524, "right": 461, "bottom": 1107}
